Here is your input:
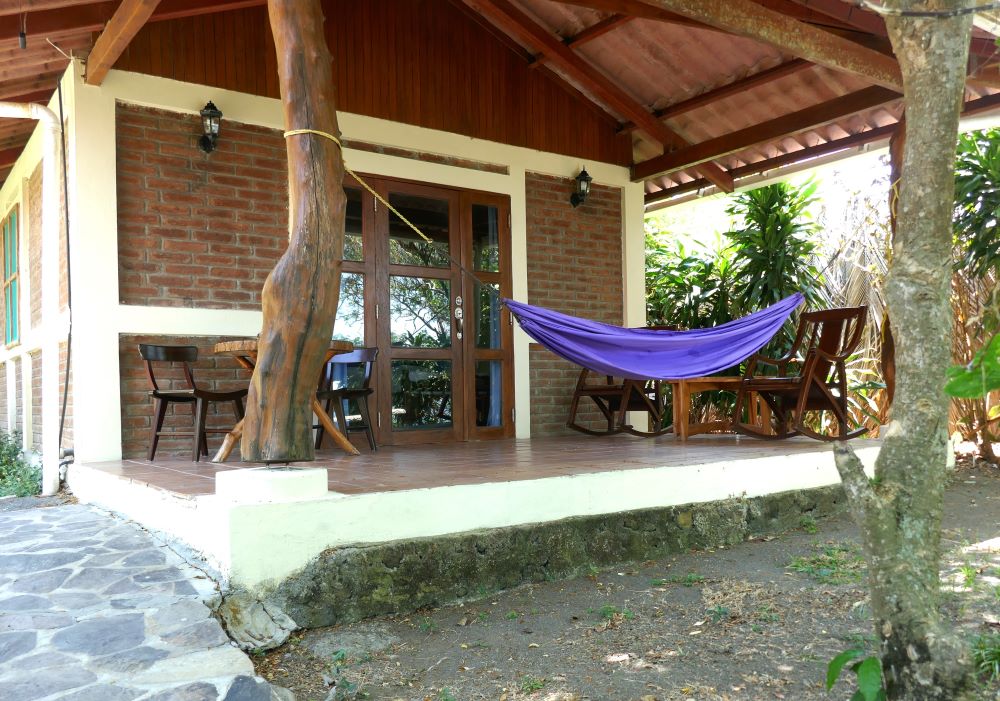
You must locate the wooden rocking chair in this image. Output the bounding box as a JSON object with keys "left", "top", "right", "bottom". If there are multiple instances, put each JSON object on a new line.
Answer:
{"left": 566, "top": 370, "right": 670, "bottom": 437}
{"left": 732, "top": 306, "right": 868, "bottom": 441}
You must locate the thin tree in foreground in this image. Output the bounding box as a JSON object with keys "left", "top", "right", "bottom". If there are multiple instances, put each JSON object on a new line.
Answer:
{"left": 833, "top": 1, "right": 976, "bottom": 699}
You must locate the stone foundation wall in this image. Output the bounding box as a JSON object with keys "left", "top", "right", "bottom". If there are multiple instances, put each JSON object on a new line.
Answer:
{"left": 259, "top": 484, "right": 846, "bottom": 631}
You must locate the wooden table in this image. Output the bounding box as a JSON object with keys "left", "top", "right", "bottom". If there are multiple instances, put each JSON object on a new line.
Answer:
{"left": 669, "top": 376, "right": 766, "bottom": 441}
{"left": 211, "top": 339, "right": 359, "bottom": 462}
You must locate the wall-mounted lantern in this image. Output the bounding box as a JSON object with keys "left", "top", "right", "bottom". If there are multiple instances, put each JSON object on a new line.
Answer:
{"left": 198, "top": 101, "right": 223, "bottom": 153}
{"left": 569, "top": 167, "right": 592, "bottom": 208}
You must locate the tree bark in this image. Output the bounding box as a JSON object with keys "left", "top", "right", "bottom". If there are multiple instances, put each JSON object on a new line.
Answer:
{"left": 241, "top": 0, "right": 345, "bottom": 462}
{"left": 835, "top": 2, "right": 975, "bottom": 699}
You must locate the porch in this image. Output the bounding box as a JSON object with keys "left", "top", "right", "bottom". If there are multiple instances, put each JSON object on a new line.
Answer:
{"left": 67, "top": 434, "right": 881, "bottom": 592}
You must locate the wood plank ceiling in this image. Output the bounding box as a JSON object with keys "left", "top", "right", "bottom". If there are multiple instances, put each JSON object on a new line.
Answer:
{"left": 0, "top": 0, "right": 998, "bottom": 203}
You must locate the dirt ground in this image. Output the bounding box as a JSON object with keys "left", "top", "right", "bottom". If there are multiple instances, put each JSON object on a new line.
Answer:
{"left": 254, "top": 457, "right": 1000, "bottom": 701}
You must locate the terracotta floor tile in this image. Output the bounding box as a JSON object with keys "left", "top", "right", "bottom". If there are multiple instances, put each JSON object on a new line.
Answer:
{"left": 80, "top": 435, "right": 879, "bottom": 498}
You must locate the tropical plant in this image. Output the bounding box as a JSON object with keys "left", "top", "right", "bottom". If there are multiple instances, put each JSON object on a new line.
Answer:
{"left": 951, "top": 128, "right": 1000, "bottom": 463}
{"left": 724, "top": 181, "right": 828, "bottom": 317}
{"left": 645, "top": 232, "right": 736, "bottom": 330}
{"left": 954, "top": 130, "right": 1000, "bottom": 278}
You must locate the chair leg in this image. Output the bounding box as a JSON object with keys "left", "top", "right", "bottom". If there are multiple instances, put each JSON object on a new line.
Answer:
{"left": 314, "top": 397, "right": 333, "bottom": 450}
{"left": 333, "top": 398, "right": 349, "bottom": 444}
{"left": 149, "top": 397, "right": 168, "bottom": 461}
{"left": 193, "top": 398, "right": 208, "bottom": 463}
{"left": 356, "top": 397, "right": 377, "bottom": 451}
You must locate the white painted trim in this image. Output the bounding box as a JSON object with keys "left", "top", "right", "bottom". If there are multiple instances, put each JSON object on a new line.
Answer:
{"left": 71, "top": 442, "right": 880, "bottom": 590}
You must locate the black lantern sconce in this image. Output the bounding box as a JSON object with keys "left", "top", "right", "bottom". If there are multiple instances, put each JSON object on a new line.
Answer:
{"left": 569, "top": 167, "right": 592, "bottom": 208}
{"left": 198, "top": 101, "right": 223, "bottom": 153}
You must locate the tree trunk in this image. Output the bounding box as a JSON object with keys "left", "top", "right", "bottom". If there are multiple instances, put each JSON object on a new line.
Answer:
{"left": 241, "top": 0, "right": 345, "bottom": 462}
{"left": 835, "top": 1, "right": 975, "bottom": 699}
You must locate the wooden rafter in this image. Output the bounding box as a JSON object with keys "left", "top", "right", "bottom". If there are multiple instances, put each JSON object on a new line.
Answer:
{"left": 647, "top": 91, "right": 1000, "bottom": 204}
{"left": 620, "top": 59, "right": 813, "bottom": 134}
{"left": 632, "top": 85, "right": 900, "bottom": 181}
{"left": 0, "top": 146, "right": 22, "bottom": 169}
{"left": 85, "top": 0, "right": 161, "bottom": 85}
{"left": 0, "top": 0, "right": 263, "bottom": 43}
{"left": 465, "top": 0, "right": 733, "bottom": 191}
{"left": 789, "top": 0, "right": 996, "bottom": 59}
{"left": 561, "top": 0, "right": 902, "bottom": 90}
{"left": 529, "top": 14, "right": 634, "bottom": 69}
{"left": 646, "top": 124, "right": 896, "bottom": 203}
{"left": 0, "top": 0, "right": 101, "bottom": 17}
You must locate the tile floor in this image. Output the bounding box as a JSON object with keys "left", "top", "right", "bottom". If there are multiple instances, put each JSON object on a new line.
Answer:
{"left": 79, "top": 434, "right": 878, "bottom": 498}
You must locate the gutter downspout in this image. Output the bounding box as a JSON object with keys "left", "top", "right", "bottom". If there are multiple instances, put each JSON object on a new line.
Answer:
{"left": 0, "top": 101, "right": 63, "bottom": 496}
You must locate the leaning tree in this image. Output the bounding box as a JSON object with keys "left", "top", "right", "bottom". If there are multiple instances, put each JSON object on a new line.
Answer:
{"left": 833, "top": 1, "right": 977, "bottom": 699}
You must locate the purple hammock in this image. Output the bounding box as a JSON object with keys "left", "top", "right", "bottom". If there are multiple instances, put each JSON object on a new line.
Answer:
{"left": 503, "top": 293, "right": 804, "bottom": 381}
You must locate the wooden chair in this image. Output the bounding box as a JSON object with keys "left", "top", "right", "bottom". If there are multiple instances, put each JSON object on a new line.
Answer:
{"left": 138, "top": 344, "right": 248, "bottom": 462}
{"left": 732, "top": 306, "right": 868, "bottom": 441}
{"left": 315, "top": 348, "right": 378, "bottom": 451}
{"left": 566, "top": 371, "right": 669, "bottom": 437}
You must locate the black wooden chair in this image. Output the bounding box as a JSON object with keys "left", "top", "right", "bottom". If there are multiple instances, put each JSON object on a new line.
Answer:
{"left": 732, "top": 306, "right": 868, "bottom": 441}
{"left": 315, "top": 348, "right": 378, "bottom": 451}
{"left": 566, "top": 370, "right": 670, "bottom": 437}
{"left": 138, "top": 344, "right": 248, "bottom": 461}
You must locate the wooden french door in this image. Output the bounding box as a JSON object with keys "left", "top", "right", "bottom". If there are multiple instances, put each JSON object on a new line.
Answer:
{"left": 334, "top": 176, "right": 514, "bottom": 446}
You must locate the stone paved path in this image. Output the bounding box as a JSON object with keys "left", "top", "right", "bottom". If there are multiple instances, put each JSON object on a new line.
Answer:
{"left": 0, "top": 503, "right": 292, "bottom": 700}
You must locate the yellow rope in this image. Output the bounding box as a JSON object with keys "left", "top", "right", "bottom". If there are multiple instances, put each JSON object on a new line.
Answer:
{"left": 284, "top": 128, "right": 434, "bottom": 246}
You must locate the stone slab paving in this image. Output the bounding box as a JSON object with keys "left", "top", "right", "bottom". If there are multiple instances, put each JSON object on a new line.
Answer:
{"left": 0, "top": 504, "right": 293, "bottom": 700}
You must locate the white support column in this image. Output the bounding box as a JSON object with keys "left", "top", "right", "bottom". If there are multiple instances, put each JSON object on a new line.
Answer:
{"left": 5, "top": 360, "right": 14, "bottom": 432}
{"left": 509, "top": 166, "right": 531, "bottom": 439}
{"left": 19, "top": 355, "right": 30, "bottom": 452}
{"left": 621, "top": 181, "right": 647, "bottom": 328}
{"left": 63, "top": 63, "right": 124, "bottom": 463}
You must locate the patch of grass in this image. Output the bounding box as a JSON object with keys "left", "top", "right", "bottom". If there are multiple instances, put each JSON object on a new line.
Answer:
{"left": 505, "top": 611, "right": 519, "bottom": 620}
{"left": 520, "top": 675, "right": 546, "bottom": 693}
{"left": 706, "top": 605, "right": 730, "bottom": 622}
{"left": 476, "top": 611, "right": 489, "bottom": 623}
{"left": 597, "top": 604, "right": 634, "bottom": 621}
{"left": 787, "top": 542, "right": 865, "bottom": 584}
{"left": 973, "top": 633, "right": 1000, "bottom": 681}
{"left": 418, "top": 617, "right": 437, "bottom": 633}
{"left": 439, "top": 689, "right": 457, "bottom": 701}
{"left": 668, "top": 572, "right": 706, "bottom": 587}
{"left": 799, "top": 515, "right": 819, "bottom": 534}
{"left": 650, "top": 578, "right": 668, "bottom": 586}
{"left": 960, "top": 564, "right": 979, "bottom": 588}
{"left": 0, "top": 431, "right": 39, "bottom": 498}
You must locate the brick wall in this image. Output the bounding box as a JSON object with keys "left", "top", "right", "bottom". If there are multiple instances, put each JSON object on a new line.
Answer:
{"left": 525, "top": 173, "right": 623, "bottom": 436}
{"left": 28, "top": 164, "right": 42, "bottom": 330}
{"left": 116, "top": 104, "right": 289, "bottom": 309}
{"left": 13, "top": 357, "right": 22, "bottom": 438}
{"left": 120, "top": 334, "right": 249, "bottom": 459}
{"left": 30, "top": 351, "right": 41, "bottom": 452}
{"left": 0, "top": 362, "right": 7, "bottom": 434}
{"left": 59, "top": 341, "right": 72, "bottom": 448}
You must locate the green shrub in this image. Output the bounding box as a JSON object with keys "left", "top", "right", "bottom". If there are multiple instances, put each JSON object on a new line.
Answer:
{"left": 0, "top": 431, "right": 40, "bottom": 497}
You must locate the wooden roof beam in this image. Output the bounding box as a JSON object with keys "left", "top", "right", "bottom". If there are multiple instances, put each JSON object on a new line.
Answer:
{"left": 85, "top": 0, "right": 161, "bottom": 85}
{"left": 530, "top": 14, "right": 634, "bottom": 68}
{"left": 466, "top": 0, "right": 733, "bottom": 191}
{"left": 646, "top": 123, "right": 896, "bottom": 204}
{"left": 647, "top": 91, "right": 1000, "bottom": 204}
{"left": 562, "top": 0, "right": 902, "bottom": 90}
{"left": 0, "top": 146, "right": 23, "bottom": 169}
{"left": 620, "top": 58, "right": 813, "bottom": 134}
{"left": 632, "top": 85, "right": 900, "bottom": 181}
{"left": 0, "top": 1, "right": 263, "bottom": 44}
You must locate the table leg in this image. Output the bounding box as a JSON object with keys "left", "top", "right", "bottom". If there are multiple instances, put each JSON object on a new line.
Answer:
{"left": 212, "top": 418, "right": 244, "bottom": 463}
{"left": 312, "top": 398, "right": 361, "bottom": 456}
{"left": 673, "top": 381, "right": 691, "bottom": 441}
